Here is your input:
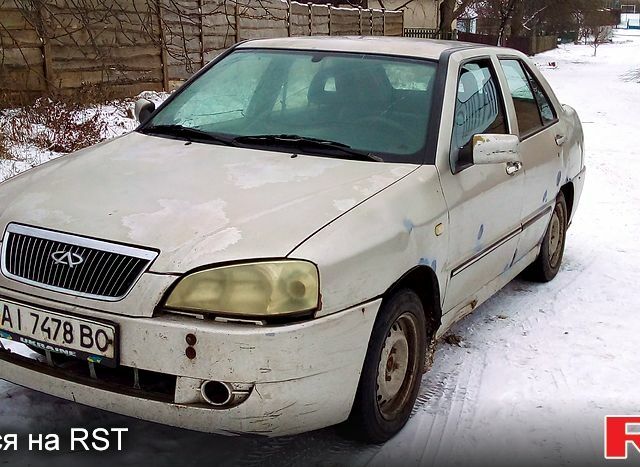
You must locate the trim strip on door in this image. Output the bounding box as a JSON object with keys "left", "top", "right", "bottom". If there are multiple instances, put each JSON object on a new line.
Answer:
{"left": 522, "top": 203, "right": 553, "bottom": 231}
{"left": 450, "top": 202, "right": 554, "bottom": 278}
{"left": 451, "top": 228, "right": 520, "bottom": 278}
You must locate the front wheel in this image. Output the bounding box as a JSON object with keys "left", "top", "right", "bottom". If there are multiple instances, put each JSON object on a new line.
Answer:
{"left": 345, "top": 289, "right": 428, "bottom": 443}
{"left": 524, "top": 191, "right": 568, "bottom": 282}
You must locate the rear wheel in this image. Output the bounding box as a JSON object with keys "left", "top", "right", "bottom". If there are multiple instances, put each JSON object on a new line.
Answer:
{"left": 524, "top": 191, "right": 568, "bottom": 282}
{"left": 345, "top": 289, "right": 428, "bottom": 443}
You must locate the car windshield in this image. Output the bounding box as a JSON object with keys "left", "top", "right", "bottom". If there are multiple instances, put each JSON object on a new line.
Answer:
{"left": 142, "top": 49, "right": 438, "bottom": 163}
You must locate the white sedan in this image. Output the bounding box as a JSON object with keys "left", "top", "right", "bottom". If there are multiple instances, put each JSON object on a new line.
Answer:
{"left": 0, "top": 36, "right": 585, "bottom": 442}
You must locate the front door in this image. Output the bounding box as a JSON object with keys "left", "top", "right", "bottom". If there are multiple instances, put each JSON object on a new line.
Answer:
{"left": 438, "top": 56, "right": 525, "bottom": 316}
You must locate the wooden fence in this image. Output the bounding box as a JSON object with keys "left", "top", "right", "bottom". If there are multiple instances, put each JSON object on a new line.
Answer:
{"left": 402, "top": 29, "right": 556, "bottom": 56}
{"left": 457, "top": 31, "right": 558, "bottom": 56}
{"left": 403, "top": 28, "right": 457, "bottom": 40}
{"left": 0, "top": 0, "right": 403, "bottom": 98}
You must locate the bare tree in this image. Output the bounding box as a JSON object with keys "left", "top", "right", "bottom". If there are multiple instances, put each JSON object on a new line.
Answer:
{"left": 465, "top": 0, "right": 616, "bottom": 50}
{"left": 439, "top": 0, "right": 475, "bottom": 33}
{"left": 510, "top": 0, "right": 549, "bottom": 37}
{"left": 496, "top": 0, "right": 518, "bottom": 44}
{"left": 474, "top": 0, "right": 519, "bottom": 45}
{"left": 6, "top": 0, "right": 288, "bottom": 83}
{"left": 565, "top": 0, "right": 616, "bottom": 46}
{"left": 588, "top": 25, "right": 610, "bottom": 55}
{"left": 581, "top": 2, "right": 617, "bottom": 54}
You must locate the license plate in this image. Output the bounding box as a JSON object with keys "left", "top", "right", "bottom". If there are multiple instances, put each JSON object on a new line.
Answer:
{"left": 0, "top": 299, "right": 118, "bottom": 368}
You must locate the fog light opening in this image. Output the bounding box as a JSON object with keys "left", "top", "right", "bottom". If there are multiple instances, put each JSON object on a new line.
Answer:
{"left": 201, "top": 380, "right": 233, "bottom": 406}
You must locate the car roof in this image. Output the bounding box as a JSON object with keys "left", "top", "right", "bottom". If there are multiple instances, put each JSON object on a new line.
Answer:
{"left": 236, "top": 36, "right": 492, "bottom": 60}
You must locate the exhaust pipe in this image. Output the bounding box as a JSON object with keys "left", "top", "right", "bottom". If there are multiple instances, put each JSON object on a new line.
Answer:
{"left": 201, "top": 380, "right": 234, "bottom": 407}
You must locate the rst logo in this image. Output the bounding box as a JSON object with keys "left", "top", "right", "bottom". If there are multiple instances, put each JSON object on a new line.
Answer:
{"left": 605, "top": 416, "right": 640, "bottom": 460}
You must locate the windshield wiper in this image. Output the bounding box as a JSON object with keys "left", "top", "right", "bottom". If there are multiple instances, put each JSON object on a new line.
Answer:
{"left": 233, "top": 134, "right": 382, "bottom": 162}
{"left": 140, "top": 124, "right": 236, "bottom": 146}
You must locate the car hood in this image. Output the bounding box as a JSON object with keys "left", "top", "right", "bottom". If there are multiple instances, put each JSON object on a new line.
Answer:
{"left": 0, "top": 132, "right": 416, "bottom": 273}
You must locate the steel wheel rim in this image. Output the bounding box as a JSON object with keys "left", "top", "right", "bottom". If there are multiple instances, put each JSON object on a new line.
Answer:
{"left": 548, "top": 204, "right": 565, "bottom": 268}
{"left": 376, "top": 312, "right": 420, "bottom": 420}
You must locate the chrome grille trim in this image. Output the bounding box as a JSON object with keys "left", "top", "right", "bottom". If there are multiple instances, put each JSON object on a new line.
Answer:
{"left": 1, "top": 224, "right": 158, "bottom": 301}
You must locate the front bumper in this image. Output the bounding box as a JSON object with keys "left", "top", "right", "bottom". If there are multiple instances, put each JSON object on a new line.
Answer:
{"left": 0, "top": 287, "right": 381, "bottom": 436}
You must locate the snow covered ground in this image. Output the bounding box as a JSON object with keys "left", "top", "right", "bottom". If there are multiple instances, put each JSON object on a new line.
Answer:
{"left": 0, "top": 91, "right": 168, "bottom": 181}
{"left": 1, "top": 30, "right": 640, "bottom": 466}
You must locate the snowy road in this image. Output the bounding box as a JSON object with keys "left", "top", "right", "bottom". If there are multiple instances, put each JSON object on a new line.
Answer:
{"left": 1, "top": 31, "right": 640, "bottom": 467}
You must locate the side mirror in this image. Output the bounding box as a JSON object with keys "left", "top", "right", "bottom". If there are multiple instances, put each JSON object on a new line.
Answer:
{"left": 472, "top": 134, "right": 521, "bottom": 165}
{"left": 134, "top": 98, "right": 156, "bottom": 124}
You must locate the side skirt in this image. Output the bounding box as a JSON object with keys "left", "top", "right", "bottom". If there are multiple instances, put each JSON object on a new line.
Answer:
{"left": 436, "top": 245, "right": 541, "bottom": 339}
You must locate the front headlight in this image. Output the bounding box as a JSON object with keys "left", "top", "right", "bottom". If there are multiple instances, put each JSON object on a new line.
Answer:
{"left": 164, "top": 260, "right": 320, "bottom": 318}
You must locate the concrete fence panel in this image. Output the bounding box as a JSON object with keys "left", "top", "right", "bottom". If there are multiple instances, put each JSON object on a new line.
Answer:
{"left": 0, "top": 0, "right": 404, "bottom": 97}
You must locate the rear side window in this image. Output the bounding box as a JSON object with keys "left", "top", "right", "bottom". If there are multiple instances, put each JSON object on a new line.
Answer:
{"left": 500, "top": 59, "right": 556, "bottom": 137}
{"left": 450, "top": 59, "right": 508, "bottom": 172}
{"left": 524, "top": 66, "right": 556, "bottom": 124}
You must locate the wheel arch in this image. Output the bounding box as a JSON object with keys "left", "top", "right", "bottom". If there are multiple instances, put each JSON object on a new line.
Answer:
{"left": 560, "top": 181, "right": 575, "bottom": 221}
{"left": 382, "top": 265, "right": 442, "bottom": 336}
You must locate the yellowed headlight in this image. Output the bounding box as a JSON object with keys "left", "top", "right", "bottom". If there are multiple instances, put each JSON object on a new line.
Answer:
{"left": 165, "top": 260, "right": 320, "bottom": 317}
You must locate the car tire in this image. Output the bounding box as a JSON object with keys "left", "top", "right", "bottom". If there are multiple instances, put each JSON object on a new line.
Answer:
{"left": 345, "top": 288, "right": 428, "bottom": 443}
{"left": 524, "top": 191, "right": 568, "bottom": 282}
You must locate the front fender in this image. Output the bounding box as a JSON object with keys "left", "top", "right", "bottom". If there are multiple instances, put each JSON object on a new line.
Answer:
{"left": 289, "top": 166, "right": 449, "bottom": 317}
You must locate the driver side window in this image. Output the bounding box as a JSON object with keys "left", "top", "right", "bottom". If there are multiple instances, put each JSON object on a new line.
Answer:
{"left": 450, "top": 59, "right": 508, "bottom": 173}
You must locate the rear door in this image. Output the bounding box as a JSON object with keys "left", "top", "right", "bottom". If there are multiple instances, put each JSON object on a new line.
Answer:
{"left": 497, "top": 58, "right": 564, "bottom": 260}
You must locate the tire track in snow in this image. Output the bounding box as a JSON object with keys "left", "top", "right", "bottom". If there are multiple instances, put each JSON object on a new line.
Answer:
{"left": 232, "top": 348, "right": 488, "bottom": 467}
{"left": 234, "top": 425, "right": 378, "bottom": 467}
{"left": 362, "top": 351, "right": 487, "bottom": 467}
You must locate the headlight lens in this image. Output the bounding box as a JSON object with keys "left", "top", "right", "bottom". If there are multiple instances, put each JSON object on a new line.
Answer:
{"left": 164, "top": 260, "right": 320, "bottom": 317}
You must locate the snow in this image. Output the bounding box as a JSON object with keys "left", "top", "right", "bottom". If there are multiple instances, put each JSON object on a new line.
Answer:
{"left": 0, "top": 91, "right": 168, "bottom": 182}
{"left": 1, "top": 31, "right": 640, "bottom": 466}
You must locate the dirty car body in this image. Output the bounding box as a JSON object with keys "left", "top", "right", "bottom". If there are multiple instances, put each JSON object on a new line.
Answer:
{"left": 0, "top": 37, "right": 585, "bottom": 439}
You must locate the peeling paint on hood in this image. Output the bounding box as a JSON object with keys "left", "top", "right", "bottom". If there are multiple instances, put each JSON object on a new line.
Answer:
{"left": 0, "top": 132, "right": 417, "bottom": 273}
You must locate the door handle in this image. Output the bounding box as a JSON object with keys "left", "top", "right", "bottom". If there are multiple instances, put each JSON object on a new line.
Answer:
{"left": 555, "top": 134, "right": 566, "bottom": 146}
{"left": 506, "top": 161, "right": 522, "bottom": 176}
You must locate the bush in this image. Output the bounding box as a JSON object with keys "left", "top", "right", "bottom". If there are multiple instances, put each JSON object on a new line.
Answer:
{"left": 0, "top": 132, "right": 10, "bottom": 161}
{"left": 0, "top": 87, "right": 167, "bottom": 181}
{"left": 6, "top": 96, "right": 108, "bottom": 154}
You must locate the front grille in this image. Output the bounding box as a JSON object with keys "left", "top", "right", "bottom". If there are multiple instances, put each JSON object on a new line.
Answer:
{"left": 1, "top": 224, "right": 157, "bottom": 301}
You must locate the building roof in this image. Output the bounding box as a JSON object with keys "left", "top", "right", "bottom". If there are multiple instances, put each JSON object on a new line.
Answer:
{"left": 236, "top": 36, "right": 481, "bottom": 60}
